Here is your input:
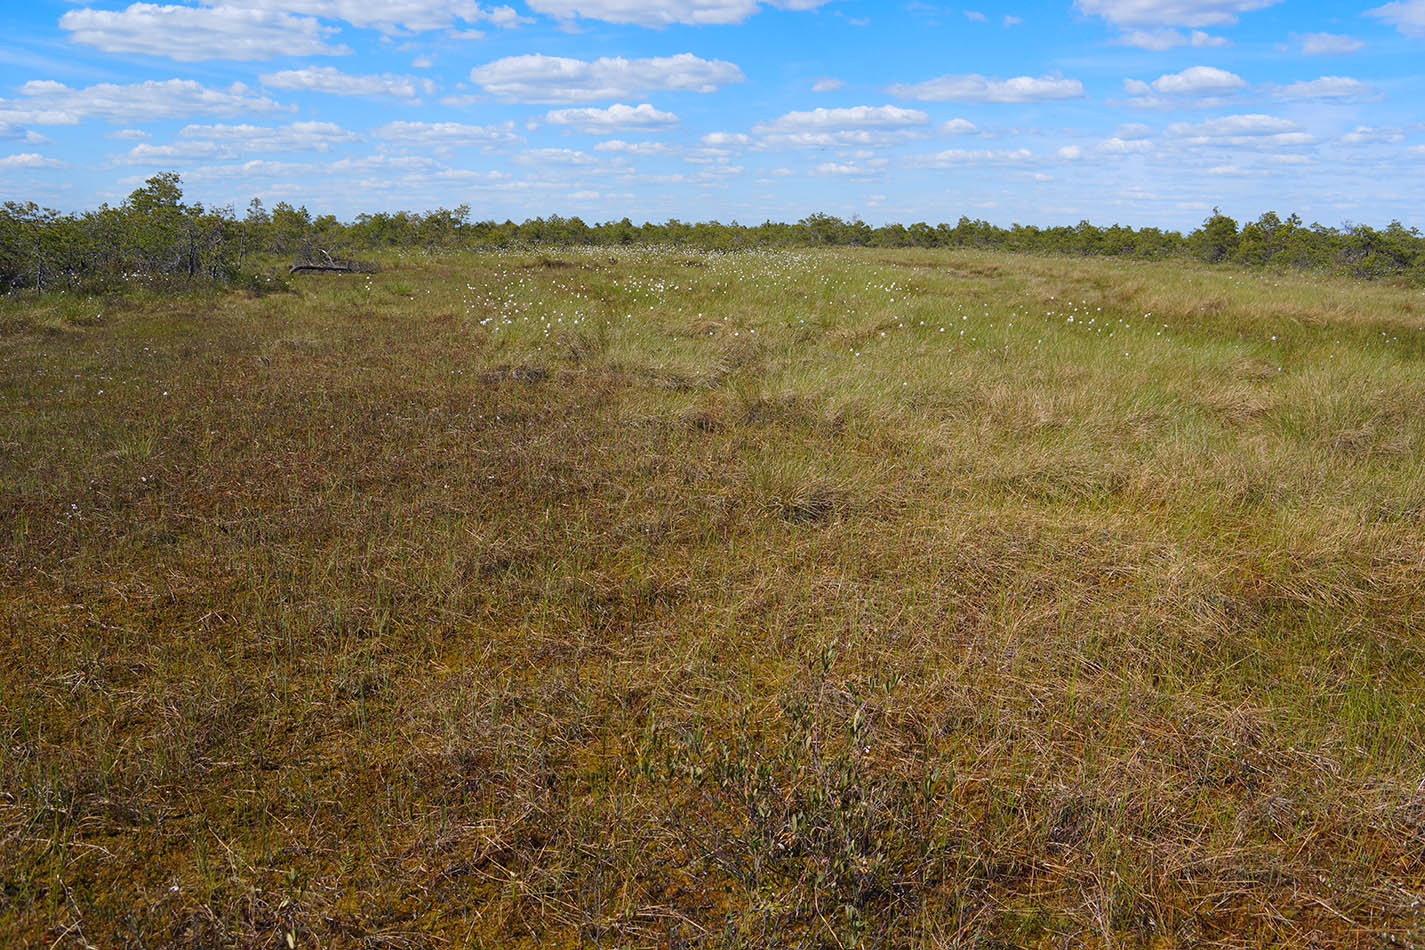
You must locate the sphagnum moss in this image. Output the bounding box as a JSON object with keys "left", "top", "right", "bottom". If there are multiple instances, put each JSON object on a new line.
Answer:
{"left": 2, "top": 246, "right": 1423, "bottom": 947}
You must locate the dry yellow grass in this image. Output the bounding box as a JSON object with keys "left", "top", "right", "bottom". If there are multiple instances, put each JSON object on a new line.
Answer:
{"left": 2, "top": 246, "right": 1424, "bottom": 947}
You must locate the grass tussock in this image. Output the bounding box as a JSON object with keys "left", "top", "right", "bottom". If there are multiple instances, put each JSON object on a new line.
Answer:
{"left": 2, "top": 245, "right": 1424, "bottom": 947}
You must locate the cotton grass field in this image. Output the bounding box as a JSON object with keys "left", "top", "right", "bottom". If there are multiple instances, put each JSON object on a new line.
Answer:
{"left": 3, "top": 246, "right": 1425, "bottom": 947}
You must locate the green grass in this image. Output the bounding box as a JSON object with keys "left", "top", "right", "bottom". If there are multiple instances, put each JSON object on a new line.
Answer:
{"left": 2, "top": 246, "right": 1424, "bottom": 947}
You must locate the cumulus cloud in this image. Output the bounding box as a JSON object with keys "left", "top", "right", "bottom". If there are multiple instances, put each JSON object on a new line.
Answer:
{"left": 0, "top": 152, "right": 63, "bottom": 169}
{"left": 512, "top": 147, "right": 601, "bottom": 165}
{"left": 1076, "top": 0, "right": 1278, "bottom": 28}
{"left": 888, "top": 73, "right": 1084, "bottom": 102}
{"left": 1140, "top": 66, "right": 1246, "bottom": 95}
{"left": 0, "top": 79, "right": 286, "bottom": 126}
{"left": 1167, "top": 114, "right": 1294, "bottom": 136}
{"left": 906, "top": 147, "right": 1034, "bottom": 167}
{"left": 1295, "top": 32, "right": 1365, "bottom": 55}
{"left": 1097, "top": 136, "right": 1154, "bottom": 154}
{"left": 261, "top": 67, "right": 436, "bottom": 101}
{"left": 1341, "top": 125, "right": 1404, "bottom": 145}
{"left": 545, "top": 103, "right": 679, "bottom": 132}
{"left": 523, "top": 0, "right": 830, "bottom": 26}
{"left": 942, "top": 118, "right": 978, "bottom": 134}
{"left": 156, "top": 154, "right": 510, "bottom": 194}
{"left": 752, "top": 105, "right": 929, "bottom": 147}
{"left": 755, "top": 105, "right": 928, "bottom": 131}
{"left": 195, "top": 0, "right": 527, "bottom": 33}
{"left": 812, "top": 78, "right": 845, "bottom": 92}
{"left": 111, "top": 121, "right": 361, "bottom": 164}
{"left": 1367, "top": 0, "right": 1425, "bottom": 37}
{"left": 812, "top": 160, "right": 881, "bottom": 177}
{"left": 180, "top": 121, "right": 358, "bottom": 149}
{"left": 1273, "top": 76, "right": 1377, "bottom": 100}
{"left": 470, "top": 53, "right": 743, "bottom": 103}
{"left": 112, "top": 141, "right": 226, "bottom": 163}
{"left": 0, "top": 122, "right": 47, "bottom": 145}
{"left": 1166, "top": 113, "right": 1313, "bottom": 146}
{"left": 700, "top": 131, "right": 750, "bottom": 147}
{"left": 373, "top": 120, "right": 521, "bottom": 147}
{"left": 60, "top": 4, "right": 347, "bottom": 61}
{"left": 1119, "top": 28, "right": 1228, "bottom": 49}
{"left": 593, "top": 139, "right": 676, "bottom": 154}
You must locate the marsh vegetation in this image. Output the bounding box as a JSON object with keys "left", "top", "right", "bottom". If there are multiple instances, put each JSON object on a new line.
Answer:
{"left": 3, "top": 245, "right": 1424, "bottom": 946}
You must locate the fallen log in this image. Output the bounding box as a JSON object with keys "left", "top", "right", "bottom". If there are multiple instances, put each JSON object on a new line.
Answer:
{"left": 288, "top": 248, "right": 377, "bottom": 275}
{"left": 290, "top": 261, "right": 360, "bottom": 274}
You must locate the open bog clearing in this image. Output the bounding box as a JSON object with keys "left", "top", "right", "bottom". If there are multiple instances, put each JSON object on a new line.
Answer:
{"left": 4, "top": 246, "right": 1425, "bottom": 947}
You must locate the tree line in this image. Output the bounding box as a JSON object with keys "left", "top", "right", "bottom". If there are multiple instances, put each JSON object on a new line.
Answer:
{"left": 3, "top": 172, "right": 1423, "bottom": 292}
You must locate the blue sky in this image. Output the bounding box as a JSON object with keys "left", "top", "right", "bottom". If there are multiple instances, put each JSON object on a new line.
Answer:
{"left": 3, "top": 0, "right": 1424, "bottom": 229}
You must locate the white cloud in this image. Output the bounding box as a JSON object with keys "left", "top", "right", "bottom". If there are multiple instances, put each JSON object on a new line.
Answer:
{"left": 1119, "top": 27, "right": 1228, "bottom": 48}
{"left": 1003, "top": 14, "right": 1021, "bottom": 25}
{"left": 180, "top": 121, "right": 358, "bottom": 149}
{"left": 760, "top": 131, "right": 929, "bottom": 148}
{"left": 112, "top": 141, "right": 226, "bottom": 163}
{"left": 754, "top": 105, "right": 928, "bottom": 131}
{"left": 1367, "top": 0, "right": 1425, "bottom": 37}
{"left": 1273, "top": 76, "right": 1377, "bottom": 100}
{"left": 373, "top": 120, "right": 521, "bottom": 147}
{"left": 813, "top": 161, "right": 865, "bottom": 175}
{"left": 112, "top": 121, "right": 360, "bottom": 164}
{"left": 470, "top": 53, "right": 743, "bottom": 103}
{"left": 1056, "top": 145, "right": 1083, "bottom": 159}
{"left": 0, "top": 79, "right": 286, "bottom": 126}
{"left": 942, "top": 118, "right": 978, "bottom": 134}
{"left": 593, "top": 139, "right": 676, "bottom": 154}
{"left": 700, "top": 131, "right": 750, "bottom": 147}
{"left": 0, "top": 152, "right": 63, "bottom": 169}
{"left": 545, "top": 103, "right": 679, "bottom": 132}
{"left": 964, "top": 10, "right": 986, "bottom": 21}
{"left": 1203, "top": 164, "right": 1273, "bottom": 176}
{"left": 1341, "top": 125, "right": 1404, "bottom": 144}
{"left": 1191, "top": 29, "right": 1230, "bottom": 46}
{"left": 1115, "top": 122, "right": 1153, "bottom": 139}
{"left": 512, "top": 147, "right": 600, "bottom": 165}
{"left": 907, "top": 147, "right": 1034, "bottom": 167}
{"left": 1119, "top": 29, "right": 1179, "bottom": 49}
{"left": 1296, "top": 32, "right": 1365, "bottom": 54}
{"left": 1167, "top": 114, "right": 1295, "bottom": 136}
{"left": 752, "top": 105, "right": 929, "bottom": 148}
{"left": 199, "top": 0, "right": 528, "bottom": 33}
{"left": 812, "top": 78, "right": 845, "bottom": 92}
{"left": 1097, "top": 136, "right": 1154, "bottom": 154}
{"left": 261, "top": 67, "right": 436, "bottom": 101}
{"left": 60, "top": 4, "right": 346, "bottom": 61}
{"left": 888, "top": 74, "right": 1084, "bottom": 103}
{"left": 523, "top": 0, "right": 829, "bottom": 26}
{"left": 154, "top": 154, "right": 512, "bottom": 194}
{"left": 107, "top": 129, "right": 150, "bottom": 140}
{"left": 1165, "top": 113, "right": 1314, "bottom": 147}
{"left": 1076, "top": 0, "right": 1278, "bottom": 28}
{"left": 0, "top": 122, "right": 47, "bottom": 145}
{"left": 1145, "top": 66, "right": 1246, "bottom": 95}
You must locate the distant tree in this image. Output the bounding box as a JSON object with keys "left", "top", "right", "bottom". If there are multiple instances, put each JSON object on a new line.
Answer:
{"left": 270, "top": 202, "right": 313, "bottom": 254}
{"left": 1192, "top": 208, "right": 1239, "bottom": 263}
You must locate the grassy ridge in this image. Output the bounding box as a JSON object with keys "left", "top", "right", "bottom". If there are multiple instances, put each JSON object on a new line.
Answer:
{"left": 3, "top": 247, "right": 1424, "bottom": 947}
